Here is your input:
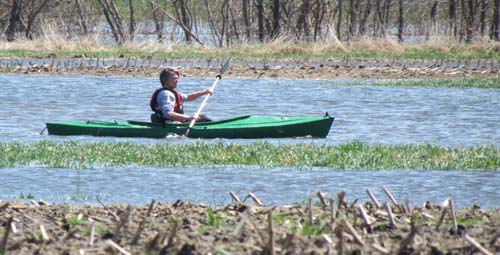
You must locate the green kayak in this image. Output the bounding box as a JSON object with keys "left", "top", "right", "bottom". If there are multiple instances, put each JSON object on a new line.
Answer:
{"left": 46, "top": 115, "right": 334, "bottom": 139}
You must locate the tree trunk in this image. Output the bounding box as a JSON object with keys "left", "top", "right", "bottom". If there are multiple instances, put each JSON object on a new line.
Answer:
{"left": 349, "top": 0, "right": 360, "bottom": 40}
{"left": 99, "top": 0, "right": 120, "bottom": 43}
{"left": 337, "top": 0, "right": 343, "bottom": 40}
{"left": 75, "top": 0, "right": 88, "bottom": 35}
{"left": 313, "top": 0, "right": 327, "bottom": 41}
{"left": 398, "top": 0, "right": 403, "bottom": 42}
{"left": 493, "top": 0, "right": 500, "bottom": 40}
{"left": 271, "top": 0, "right": 281, "bottom": 38}
{"left": 359, "top": 0, "right": 372, "bottom": 36}
{"left": 205, "top": 0, "right": 221, "bottom": 45}
{"left": 6, "top": 0, "right": 22, "bottom": 42}
{"left": 427, "top": 0, "right": 438, "bottom": 40}
{"left": 466, "top": 0, "right": 476, "bottom": 42}
{"left": 480, "top": 0, "right": 487, "bottom": 36}
{"left": 256, "top": 0, "right": 265, "bottom": 42}
{"left": 150, "top": 0, "right": 164, "bottom": 42}
{"left": 129, "top": 0, "right": 135, "bottom": 41}
{"left": 25, "top": 0, "right": 51, "bottom": 40}
{"left": 296, "top": 0, "right": 312, "bottom": 40}
{"left": 449, "top": 0, "right": 457, "bottom": 36}
{"left": 460, "top": 0, "right": 467, "bottom": 42}
{"left": 242, "top": 0, "right": 251, "bottom": 40}
{"left": 375, "top": 0, "right": 387, "bottom": 38}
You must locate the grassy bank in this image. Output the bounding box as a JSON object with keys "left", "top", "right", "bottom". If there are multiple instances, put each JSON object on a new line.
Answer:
{"left": 348, "top": 77, "right": 500, "bottom": 89}
{"left": 0, "top": 37, "right": 499, "bottom": 60}
{"left": 1, "top": 141, "right": 498, "bottom": 170}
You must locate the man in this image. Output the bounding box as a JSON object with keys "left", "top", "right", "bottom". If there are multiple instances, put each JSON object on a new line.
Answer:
{"left": 150, "top": 67, "right": 213, "bottom": 124}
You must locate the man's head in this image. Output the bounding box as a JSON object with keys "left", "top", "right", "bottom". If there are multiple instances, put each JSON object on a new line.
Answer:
{"left": 159, "top": 67, "right": 180, "bottom": 89}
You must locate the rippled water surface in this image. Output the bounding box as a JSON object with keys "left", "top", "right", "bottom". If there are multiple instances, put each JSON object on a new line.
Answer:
{"left": 1, "top": 167, "right": 498, "bottom": 209}
{"left": 1, "top": 74, "right": 499, "bottom": 145}
{"left": 0, "top": 74, "right": 499, "bottom": 207}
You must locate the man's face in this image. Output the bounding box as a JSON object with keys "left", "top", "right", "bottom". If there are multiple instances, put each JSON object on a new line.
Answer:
{"left": 167, "top": 73, "right": 179, "bottom": 89}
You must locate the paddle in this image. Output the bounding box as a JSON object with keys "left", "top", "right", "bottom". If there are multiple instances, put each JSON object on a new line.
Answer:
{"left": 185, "top": 58, "right": 231, "bottom": 137}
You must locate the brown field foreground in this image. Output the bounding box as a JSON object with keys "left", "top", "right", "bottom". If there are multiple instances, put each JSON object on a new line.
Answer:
{"left": 0, "top": 191, "right": 499, "bottom": 254}
{"left": 1, "top": 57, "right": 499, "bottom": 80}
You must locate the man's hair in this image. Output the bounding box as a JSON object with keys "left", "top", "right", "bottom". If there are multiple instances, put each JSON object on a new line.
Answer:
{"left": 159, "top": 67, "right": 180, "bottom": 87}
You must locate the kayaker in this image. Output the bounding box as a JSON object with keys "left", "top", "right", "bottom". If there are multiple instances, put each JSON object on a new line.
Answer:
{"left": 150, "top": 67, "right": 213, "bottom": 124}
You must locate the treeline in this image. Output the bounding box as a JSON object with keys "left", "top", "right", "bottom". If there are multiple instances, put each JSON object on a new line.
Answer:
{"left": 1, "top": 0, "right": 499, "bottom": 46}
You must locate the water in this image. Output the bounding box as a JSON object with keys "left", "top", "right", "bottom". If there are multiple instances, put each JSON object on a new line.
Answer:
{"left": 1, "top": 167, "right": 498, "bottom": 209}
{"left": 0, "top": 74, "right": 499, "bottom": 146}
{"left": 0, "top": 74, "right": 499, "bottom": 207}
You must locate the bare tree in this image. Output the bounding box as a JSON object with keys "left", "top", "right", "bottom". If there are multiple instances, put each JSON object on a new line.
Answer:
{"left": 6, "top": 0, "right": 22, "bottom": 42}
{"left": 98, "top": 0, "right": 126, "bottom": 43}
{"left": 271, "top": 0, "right": 281, "bottom": 38}
{"left": 129, "top": 0, "right": 136, "bottom": 40}
{"left": 348, "top": 0, "right": 360, "bottom": 40}
{"left": 359, "top": 0, "right": 372, "bottom": 36}
{"left": 493, "top": 0, "right": 500, "bottom": 40}
{"left": 242, "top": 0, "right": 252, "bottom": 40}
{"left": 398, "top": 0, "right": 403, "bottom": 42}
{"left": 150, "top": 0, "right": 164, "bottom": 42}
{"left": 337, "top": 0, "right": 343, "bottom": 40}
{"left": 296, "top": 0, "right": 312, "bottom": 41}
{"left": 479, "top": 0, "right": 487, "bottom": 36}
{"left": 427, "top": 0, "right": 438, "bottom": 40}
{"left": 449, "top": 0, "right": 458, "bottom": 36}
{"left": 172, "top": 0, "right": 193, "bottom": 43}
{"left": 25, "top": 0, "right": 50, "bottom": 40}
{"left": 255, "top": 0, "right": 265, "bottom": 42}
{"left": 75, "top": 0, "right": 88, "bottom": 35}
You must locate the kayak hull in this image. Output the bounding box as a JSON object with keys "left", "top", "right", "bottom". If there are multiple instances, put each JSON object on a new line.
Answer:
{"left": 46, "top": 115, "right": 334, "bottom": 139}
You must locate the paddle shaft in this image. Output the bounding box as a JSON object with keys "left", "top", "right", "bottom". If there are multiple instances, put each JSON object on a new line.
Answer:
{"left": 185, "top": 76, "right": 221, "bottom": 135}
{"left": 185, "top": 59, "right": 230, "bottom": 137}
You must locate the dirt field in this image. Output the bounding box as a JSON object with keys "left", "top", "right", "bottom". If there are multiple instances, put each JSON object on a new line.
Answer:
{"left": 0, "top": 195, "right": 499, "bottom": 254}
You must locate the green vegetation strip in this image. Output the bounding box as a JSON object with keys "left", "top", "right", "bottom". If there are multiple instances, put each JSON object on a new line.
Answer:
{"left": 1, "top": 141, "right": 498, "bottom": 170}
{"left": 0, "top": 43, "right": 498, "bottom": 60}
{"left": 346, "top": 77, "right": 500, "bottom": 89}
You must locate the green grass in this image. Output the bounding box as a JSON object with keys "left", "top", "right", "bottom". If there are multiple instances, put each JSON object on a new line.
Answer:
{"left": 0, "top": 141, "right": 498, "bottom": 170}
{"left": 347, "top": 77, "right": 500, "bottom": 89}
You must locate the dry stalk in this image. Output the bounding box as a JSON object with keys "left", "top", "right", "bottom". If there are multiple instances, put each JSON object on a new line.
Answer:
{"left": 96, "top": 196, "right": 120, "bottom": 221}
{"left": 89, "top": 222, "right": 96, "bottom": 246}
{"left": 113, "top": 205, "right": 133, "bottom": 242}
{"left": 317, "top": 191, "right": 328, "bottom": 207}
{"left": 229, "top": 191, "right": 241, "bottom": 203}
{"left": 365, "top": 188, "right": 381, "bottom": 208}
{"left": 248, "top": 192, "right": 264, "bottom": 207}
{"left": 0, "top": 216, "right": 13, "bottom": 253}
{"left": 131, "top": 199, "right": 155, "bottom": 245}
{"left": 384, "top": 202, "right": 397, "bottom": 228}
{"left": 449, "top": 198, "right": 458, "bottom": 234}
{"left": 233, "top": 208, "right": 251, "bottom": 236}
{"left": 330, "top": 198, "right": 336, "bottom": 226}
{"left": 435, "top": 203, "right": 449, "bottom": 231}
{"left": 357, "top": 204, "right": 372, "bottom": 232}
{"left": 372, "top": 242, "right": 390, "bottom": 254}
{"left": 382, "top": 187, "right": 399, "bottom": 206}
{"left": 464, "top": 234, "right": 494, "bottom": 255}
{"left": 307, "top": 196, "right": 313, "bottom": 225}
{"left": 106, "top": 239, "right": 132, "bottom": 255}
{"left": 265, "top": 209, "right": 274, "bottom": 255}
{"left": 342, "top": 219, "right": 365, "bottom": 247}
{"left": 335, "top": 226, "right": 345, "bottom": 255}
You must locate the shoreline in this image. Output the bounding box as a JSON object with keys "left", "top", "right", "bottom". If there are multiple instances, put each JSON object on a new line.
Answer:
{"left": 1, "top": 57, "right": 499, "bottom": 80}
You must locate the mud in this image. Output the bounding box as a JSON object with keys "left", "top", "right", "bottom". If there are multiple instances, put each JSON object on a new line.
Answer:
{"left": 1, "top": 58, "right": 499, "bottom": 80}
{"left": 0, "top": 195, "right": 499, "bottom": 254}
